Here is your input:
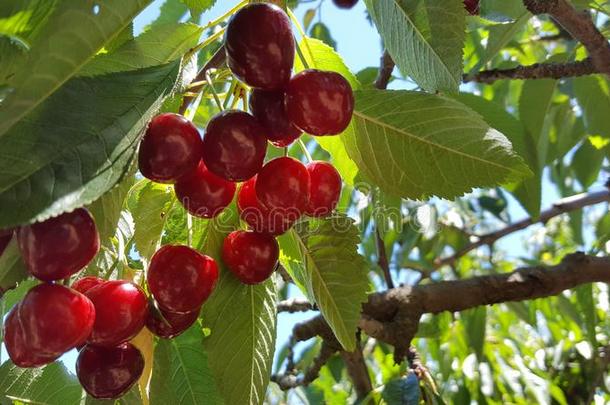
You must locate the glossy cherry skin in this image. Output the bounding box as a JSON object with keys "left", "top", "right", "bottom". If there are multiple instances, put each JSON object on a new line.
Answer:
{"left": 249, "top": 89, "right": 302, "bottom": 147}
{"left": 175, "top": 161, "right": 236, "bottom": 218}
{"left": 464, "top": 0, "right": 480, "bottom": 15}
{"left": 255, "top": 157, "right": 310, "bottom": 214}
{"left": 333, "top": 0, "right": 359, "bottom": 8}
{"left": 4, "top": 284, "right": 96, "bottom": 367}
{"left": 237, "top": 177, "right": 298, "bottom": 235}
{"left": 285, "top": 69, "right": 355, "bottom": 136}
{"left": 85, "top": 281, "right": 148, "bottom": 347}
{"left": 0, "top": 228, "right": 13, "bottom": 256}
{"left": 17, "top": 208, "right": 100, "bottom": 282}
{"left": 201, "top": 110, "right": 268, "bottom": 182}
{"left": 77, "top": 343, "right": 144, "bottom": 399}
{"left": 72, "top": 276, "right": 105, "bottom": 294}
{"left": 147, "top": 245, "right": 219, "bottom": 313}
{"left": 146, "top": 305, "right": 199, "bottom": 339}
{"left": 225, "top": 3, "right": 295, "bottom": 90}
{"left": 222, "top": 230, "right": 279, "bottom": 284}
{"left": 305, "top": 161, "right": 342, "bottom": 217}
{"left": 138, "top": 113, "right": 203, "bottom": 184}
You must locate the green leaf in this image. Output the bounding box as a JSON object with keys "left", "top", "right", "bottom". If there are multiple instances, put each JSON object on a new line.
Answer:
{"left": 0, "top": 0, "right": 153, "bottom": 137}
{"left": 0, "top": 361, "right": 83, "bottom": 405}
{"left": 343, "top": 89, "right": 531, "bottom": 200}
{"left": 462, "top": 306, "right": 486, "bottom": 359}
{"left": 572, "top": 138, "right": 605, "bottom": 188}
{"left": 1, "top": 279, "right": 37, "bottom": 320}
{"left": 288, "top": 214, "right": 369, "bottom": 351}
{"left": 0, "top": 61, "right": 180, "bottom": 228}
{"left": 365, "top": 0, "right": 465, "bottom": 93}
{"left": 200, "top": 207, "right": 277, "bottom": 405}
{"left": 180, "top": 0, "right": 216, "bottom": 18}
{"left": 382, "top": 373, "right": 421, "bottom": 405}
{"left": 309, "top": 22, "right": 337, "bottom": 50}
{"left": 303, "top": 8, "right": 316, "bottom": 31}
{"left": 80, "top": 23, "right": 203, "bottom": 76}
{"left": 0, "top": 237, "right": 28, "bottom": 292}
{"left": 149, "top": 326, "right": 223, "bottom": 405}
{"left": 480, "top": 0, "right": 528, "bottom": 22}
{"left": 519, "top": 79, "right": 557, "bottom": 165}
{"left": 148, "top": 0, "right": 189, "bottom": 29}
{"left": 574, "top": 75, "right": 610, "bottom": 138}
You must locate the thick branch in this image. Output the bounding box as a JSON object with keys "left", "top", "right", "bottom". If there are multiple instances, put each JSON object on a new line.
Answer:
{"left": 178, "top": 46, "right": 226, "bottom": 114}
{"left": 277, "top": 298, "right": 316, "bottom": 313}
{"left": 464, "top": 59, "right": 596, "bottom": 83}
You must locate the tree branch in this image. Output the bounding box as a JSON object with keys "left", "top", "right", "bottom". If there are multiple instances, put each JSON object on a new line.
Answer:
{"left": 376, "top": 228, "right": 394, "bottom": 289}
{"left": 341, "top": 337, "right": 373, "bottom": 402}
{"left": 178, "top": 46, "right": 227, "bottom": 115}
{"left": 374, "top": 50, "right": 395, "bottom": 90}
{"left": 271, "top": 341, "right": 338, "bottom": 390}
{"left": 464, "top": 58, "right": 596, "bottom": 83}
{"left": 277, "top": 298, "right": 316, "bottom": 313}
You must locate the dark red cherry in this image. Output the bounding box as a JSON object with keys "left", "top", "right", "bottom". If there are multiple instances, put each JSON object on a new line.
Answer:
{"left": 255, "top": 157, "right": 310, "bottom": 214}
{"left": 138, "top": 113, "right": 202, "bottom": 184}
{"left": 17, "top": 208, "right": 100, "bottom": 282}
{"left": 4, "top": 284, "right": 95, "bottom": 367}
{"left": 285, "top": 69, "right": 355, "bottom": 136}
{"left": 305, "top": 161, "right": 342, "bottom": 217}
{"left": 86, "top": 281, "right": 148, "bottom": 347}
{"left": 145, "top": 305, "right": 199, "bottom": 339}
{"left": 77, "top": 343, "right": 144, "bottom": 399}
{"left": 464, "top": 0, "right": 480, "bottom": 15}
{"left": 222, "top": 230, "right": 279, "bottom": 284}
{"left": 333, "top": 0, "right": 359, "bottom": 8}
{"left": 237, "top": 177, "right": 298, "bottom": 235}
{"left": 72, "top": 276, "right": 105, "bottom": 294}
{"left": 175, "top": 161, "right": 236, "bottom": 218}
{"left": 225, "top": 3, "right": 295, "bottom": 90}
{"left": 201, "top": 110, "right": 267, "bottom": 182}
{"left": 0, "top": 228, "right": 13, "bottom": 256}
{"left": 249, "top": 89, "right": 302, "bottom": 147}
{"left": 147, "top": 245, "right": 219, "bottom": 313}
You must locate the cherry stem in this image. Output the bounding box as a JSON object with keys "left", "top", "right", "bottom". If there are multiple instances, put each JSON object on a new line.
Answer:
{"left": 206, "top": 70, "right": 225, "bottom": 111}
{"left": 287, "top": 8, "right": 312, "bottom": 70}
{"left": 297, "top": 138, "right": 313, "bottom": 163}
{"left": 186, "top": 211, "right": 193, "bottom": 247}
{"left": 185, "top": 27, "right": 226, "bottom": 60}
{"left": 223, "top": 79, "right": 238, "bottom": 110}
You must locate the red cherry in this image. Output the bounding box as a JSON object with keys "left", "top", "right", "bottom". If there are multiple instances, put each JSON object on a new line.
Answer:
{"left": 4, "top": 284, "right": 95, "bottom": 367}
{"left": 285, "top": 69, "right": 355, "bottom": 136}
{"left": 145, "top": 305, "right": 199, "bottom": 339}
{"left": 85, "top": 281, "right": 148, "bottom": 347}
{"left": 225, "top": 3, "right": 295, "bottom": 90}
{"left": 138, "top": 113, "right": 202, "bottom": 184}
{"left": 77, "top": 343, "right": 144, "bottom": 399}
{"left": 237, "top": 177, "right": 298, "bottom": 235}
{"left": 175, "top": 161, "right": 236, "bottom": 218}
{"left": 17, "top": 209, "right": 100, "bottom": 282}
{"left": 222, "top": 230, "right": 279, "bottom": 284}
{"left": 72, "top": 276, "right": 105, "bottom": 294}
{"left": 333, "top": 0, "right": 359, "bottom": 8}
{"left": 0, "top": 228, "right": 14, "bottom": 256}
{"left": 201, "top": 110, "right": 268, "bottom": 182}
{"left": 305, "top": 161, "right": 342, "bottom": 217}
{"left": 249, "top": 89, "right": 302, "bottom": 147}
{"left": 255, "top": 157, "right": 310, "bottom": 214}
{"left": 147, "top": 245, "right": 219, "bottom": 313}
{"left": 464, "top": 0, "right": 480, "bottom": 15}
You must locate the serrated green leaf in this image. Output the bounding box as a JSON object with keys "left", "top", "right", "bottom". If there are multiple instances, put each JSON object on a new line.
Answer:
{"left": 0, "top": 0, "right": 154, "bottom": 137}
{"left": 572, "top": 138, "right": 604, "bottom": 188}
{"left": 574, "top": 75, "right": 610, "bottom": 138}
{"left": 343, "top": 89, "right": 531, "bottom": 200}
{"left": 149, "top": 325, "right": 223, "bottom": 405}
{"left": 0, "top": 61, "right": 180, "bottom": 228}
{"left": 148, "top": 0, "right": 189, "bottom": 30}
{"left": 0, "top": 238, "right": 28, "bottom": 292}
{"left": 519, "top": 79, "right": 557, "bottom": 165}
{"left": 365, "top": 0, "right": 465, "bottom": 93}
{"left": 181, "top": 0, "right": 216, "bottom": 18}
{"left": 309, "top": 22, "right": 337, "bottom": 50}
{"left": 480, "top": 0, "right": 528, "bottom": 22}
{"left": 288, "top": 214, "right": 369, "bottom": 351}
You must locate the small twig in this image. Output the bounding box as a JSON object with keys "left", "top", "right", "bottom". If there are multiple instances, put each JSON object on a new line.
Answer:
{"left": 277, "top": 298, "right": 317, "bottom": 313}
{"left": 375, "top": 228, "right": 394, "bottom": 289}
{"left": 464, "top": 59, "right": 596, "bottom": 84}
{"left": 271, "top": 341, "right": 337, "bottom": 390}
{"left": 374, "top": 50, "right": 394, "bottom": 90}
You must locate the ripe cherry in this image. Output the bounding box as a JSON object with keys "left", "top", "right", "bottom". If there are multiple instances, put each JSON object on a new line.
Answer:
{"left": 201, "top": 110, "right": 267, "bottom": 182}
{"left": 255, "top": 157, "right": 310, "bottom": 214}
{"left": 237, "top": 177, "right": 298, "bottom": 235}
{"left": 305, "top": 161, "right": 342, "bottom": 217}
{"left": 17, "top": 208, "right": 100, "bottom": 282}
{"left": 0, "top": 228, "right": 13, "bottom": 256}
{"left": 249, "top": 89, "right": 302, "bottom": 147}
{"left": 225, "top": 3, "right": 295, "bottom": 90}
{"left": 5, "top": 284, "right": 95, "bottom": 367}
{"left": 85, "top": 280, "right": 148, "bottom": 347}
{"left": 72, "top": 276, "right": 105, "bottom": 294}
{"left": 138, "top": 113, "right": 202, "bottom": 184}
{"left": 285, "top": 69, "right": 355, "bottom": 136}
{"left": 464, "top": 0, "right": 480, "bottom": 15}
{"left": 77, "top": 343, "right": 144, "bottom": 399}
{"left": 222, "top": 230, "right": 279, "bottom": 285}
{"left": 333, "top": 0, "right": 359, "bottom": 9}
{"left": 146, "top": 305, "right": 199, "bottom": 339}
{"left": 147, "top": 245, "right": 219, "bottom": 313}
{"left": 175, "top": 161, "right": 236, "bottom": 218}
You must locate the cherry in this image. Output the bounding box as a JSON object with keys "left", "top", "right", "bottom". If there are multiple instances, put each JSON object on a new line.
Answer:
{"left": 255, "top": 157, "right": 310, "bottom": 214}
{"left": 285, "top": 69, "right": 355, "bottom": 136}
{"left": 305, "top": 161, "right": 342, "bottom": 217}
{"left": 147, "top": 245, "right": 219, "bottom": 313}
{"left": 77, "top": 343, "right": 144, "bottom": 399}
{"left": 0, "top": 228, "right": 14, "bottom": 256}
{"left": 222, "top": 230, "right": 279, "bottom": 284}
{"left": 225, "top": 3, "right": 295, "bottom": 90}
{"left": 138, "top": 113, "right": 202, "bottom": 184}
{"left": 17, "top": 208, "right": 100, "bottom": 282}
{"left": 175, "top": 161, "right": 236, "bottom": 218}
{"left": 333, "top": 0, "right": 359, "bottom": 9}
{"left": 72, "top": 276, "right": 105, "bottom": 294}
{"left": 146, "top": 305, "right": 199, "bottom": 339}
{"left": 237, "top": 177, "right": 298, "bottom": 235}
{"left": 5, "top": 284, "right": 95, "bottom": 367}
{"left": 85, "top": 280, "right": 148, "bottom": 347}
{"left": 464, "top": 0, "right": 480, "bottom": 15}
{"left": 201, "top": 110, "right": 267, "bottom": 182}
{"left": 249, "top": 89, "right": 302, "bottom": 147}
